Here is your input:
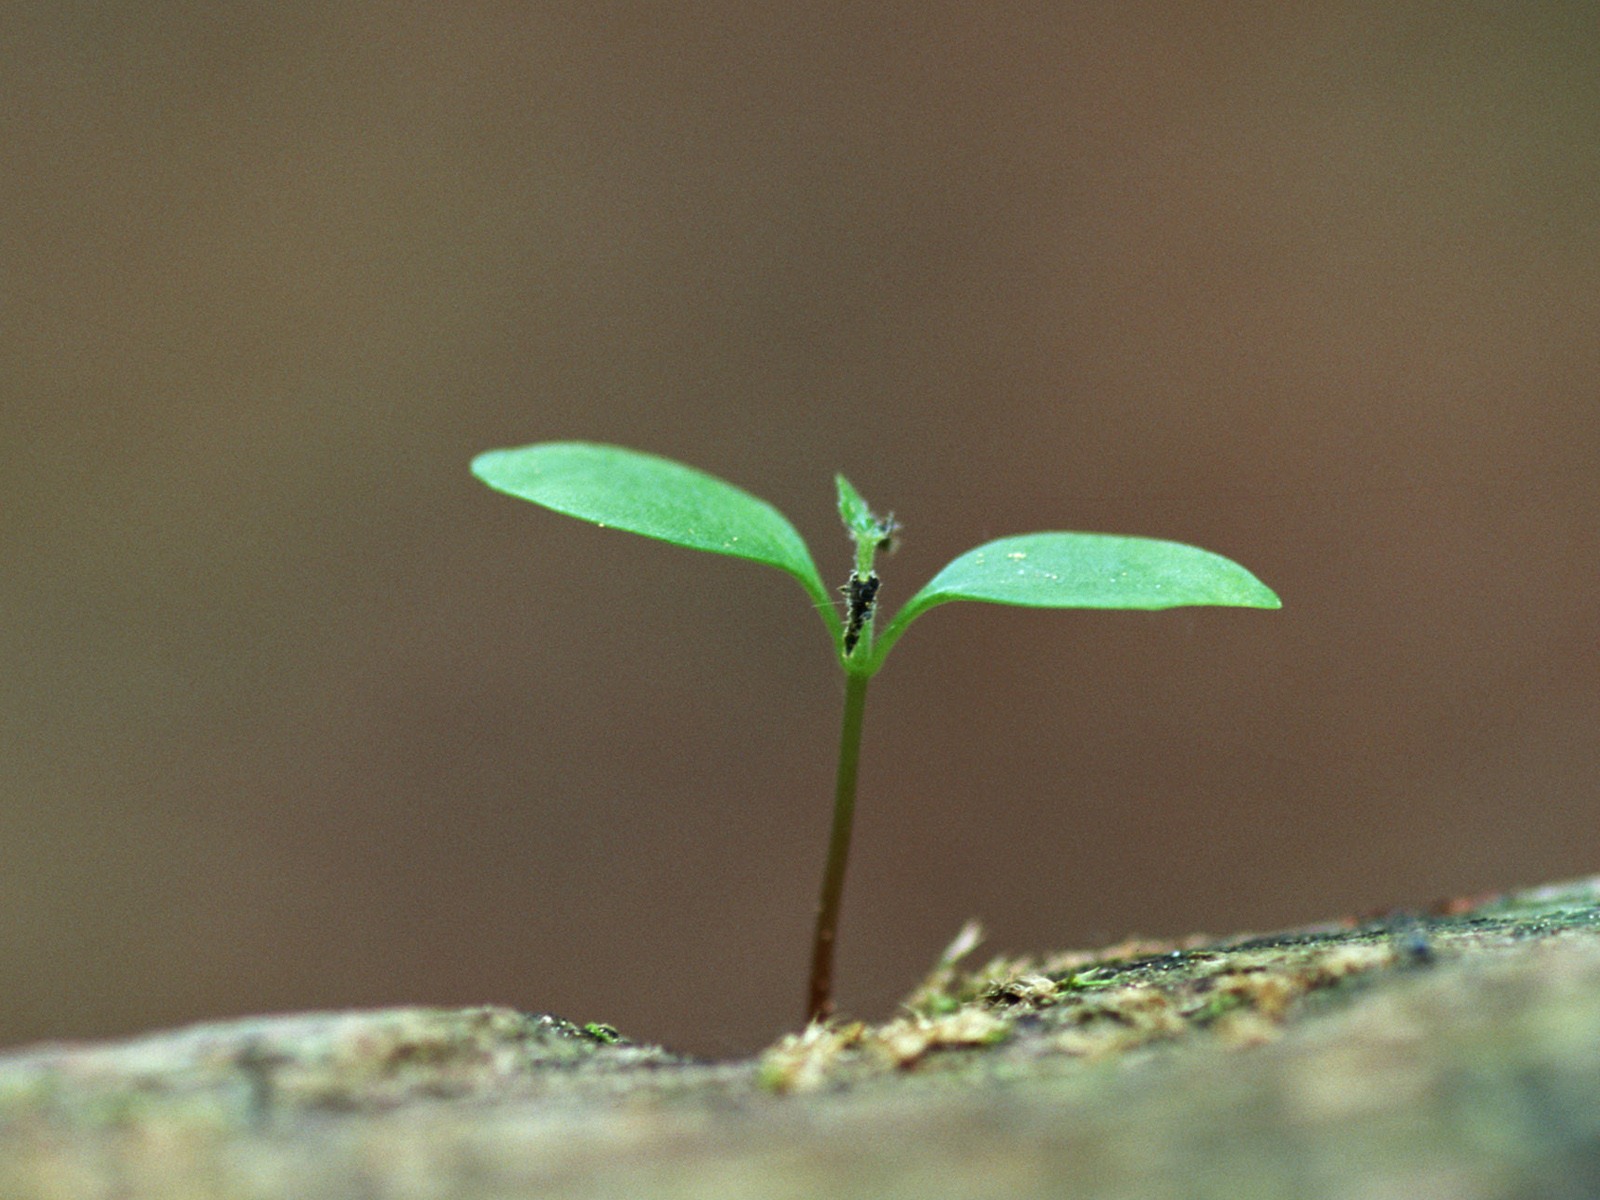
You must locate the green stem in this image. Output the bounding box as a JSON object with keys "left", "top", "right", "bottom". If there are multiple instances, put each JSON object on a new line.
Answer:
{"left": 806, "top": 668, "right": 872, "bottom": 1024}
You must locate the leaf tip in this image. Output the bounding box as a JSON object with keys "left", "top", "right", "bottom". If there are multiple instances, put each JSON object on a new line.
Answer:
{"left": 469, "top": 448, "right": 506, "bottom": 488}
{"left": 1237, "top": 575, "right": 1283, "bottom": 610}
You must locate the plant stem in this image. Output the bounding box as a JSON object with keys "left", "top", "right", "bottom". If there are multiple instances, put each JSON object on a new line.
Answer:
{"left": 806, "top": 668, "right": 871, "bottom": 1024}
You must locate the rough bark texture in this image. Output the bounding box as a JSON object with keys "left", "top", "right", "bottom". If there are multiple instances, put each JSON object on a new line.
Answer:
{"left": 4, "top": 878, "right": 1600, "bottom": 1199}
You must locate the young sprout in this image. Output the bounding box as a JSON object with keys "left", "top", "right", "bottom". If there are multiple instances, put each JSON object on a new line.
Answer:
{"left": 471, "top": 442, "right": 1280, "bottom": 1026}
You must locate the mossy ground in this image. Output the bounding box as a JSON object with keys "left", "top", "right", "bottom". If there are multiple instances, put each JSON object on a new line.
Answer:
{"left": 5, "top": 878, "right": 1600, "bottom": 1198}
{"left": 759, "top": 877, "right": 1600, "bottom": 1092}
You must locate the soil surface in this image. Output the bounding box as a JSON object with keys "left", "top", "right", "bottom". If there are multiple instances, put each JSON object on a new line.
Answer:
{"left": 4, "top": 878, "right": 1600, "bottom": 1198}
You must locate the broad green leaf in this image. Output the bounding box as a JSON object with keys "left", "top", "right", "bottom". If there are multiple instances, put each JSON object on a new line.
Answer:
{"left": 872, "top": 532, "right": 1280, "bottom": 666}
{"left": 472, "top": 442, "right": 833, "bottom": 615}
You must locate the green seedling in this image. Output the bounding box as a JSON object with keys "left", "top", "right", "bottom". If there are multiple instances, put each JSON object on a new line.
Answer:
{"left": 471, "top": 441, "right": 1280, "bottom": 1026}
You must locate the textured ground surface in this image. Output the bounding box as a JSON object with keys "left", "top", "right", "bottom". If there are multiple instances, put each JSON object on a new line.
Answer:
{"left": 4, "top": 878, "right": 1600, "bottom": 1199}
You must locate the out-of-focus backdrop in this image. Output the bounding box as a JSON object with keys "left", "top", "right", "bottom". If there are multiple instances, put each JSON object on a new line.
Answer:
{"left": 5, "top": 5, "right": 1598, "bottom": 1058}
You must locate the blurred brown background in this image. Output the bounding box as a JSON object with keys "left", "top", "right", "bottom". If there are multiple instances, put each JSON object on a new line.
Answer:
{"left": 4, "top": 4, "right": 1598, "bottom": 1058}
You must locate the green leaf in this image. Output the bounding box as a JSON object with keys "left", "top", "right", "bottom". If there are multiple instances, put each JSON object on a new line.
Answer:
{"left": 872, "top": 532, "right": 1280, "bottom": 666}
{"left": 835, "top": 474, "right": 878, "bottom": 542}
{"left": 472, "top": 442, "right": 834, "bottom": 618}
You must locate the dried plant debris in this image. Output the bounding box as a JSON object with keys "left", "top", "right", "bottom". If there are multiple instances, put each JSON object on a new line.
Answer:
{"left": 761, "top": 882, "right": 1600, "bottom": 1092}
{"left": 758, "top": 1022, "right": 869, "bottom": 1094}
{"left": 759, "top": 1009, "right": 1015, "bottom": 1093}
